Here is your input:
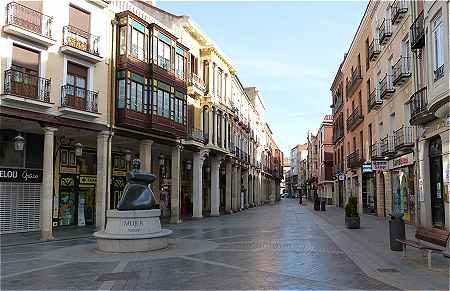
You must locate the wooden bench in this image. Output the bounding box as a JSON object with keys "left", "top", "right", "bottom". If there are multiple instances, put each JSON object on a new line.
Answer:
{"left": 397, "top": 226, "right": 450, "bottom": 270}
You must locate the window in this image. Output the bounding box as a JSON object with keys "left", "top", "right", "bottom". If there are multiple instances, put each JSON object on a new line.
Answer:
{"left": 67, "top": 62, "right": 88, "bottom": 100}
{"left": 129, "top": 20, "right": 146, "bottom": 61}
{"left": 176, "top": 52, "right": 185, "bottom": 79}
{"left": 155, "top": 36, "right": 171, "bottom": 70}
{"left": 69, "top": 5, "right": 90, "bottom": 32}
{"left": 432, "top": 12, "right": 444, "bottom": 81}
{"left": 217, "top": 68, "right": 223, "bottom": 97}
{"left": 11, "top": 45, "right": 40, "bottom": 98}
{"left": 190, "top": 55, "right": 198, "bottom": 75}
{"left": 365, "top": 38, "right": 370, "bottom": 70}
{"left": 119, "top": 26, "right": 126, "bottom": 55}
{"left": 116, "top": 70, "right": 146, "bottom": 113}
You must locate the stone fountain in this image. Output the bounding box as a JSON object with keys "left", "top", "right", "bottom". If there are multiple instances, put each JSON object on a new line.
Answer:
{"left": 94, "top": 159, "right": 172, "bottom": 253}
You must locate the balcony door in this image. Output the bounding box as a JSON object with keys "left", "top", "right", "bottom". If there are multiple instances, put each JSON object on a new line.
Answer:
{"left": 429, "top": 136, "right": 445, "bottom": 228}
{"left": 68, "top": 5, "right": 90, "bottom": 51}
{"left": 17, "top": 1, "right": 43, "bottom": 34}
{"left": 11, "top": 45, "right": 39, "bottom": 99}
{"left": 66, "top": 62, "right": 88, "bottom": 110}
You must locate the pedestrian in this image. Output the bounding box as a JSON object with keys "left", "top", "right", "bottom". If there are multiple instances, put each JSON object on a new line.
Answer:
{"left": 299, "top": 193, "right": 303, "bottom": 205}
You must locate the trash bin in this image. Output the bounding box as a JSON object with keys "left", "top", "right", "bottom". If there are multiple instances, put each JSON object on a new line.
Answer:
{"left": 320, "top": 199, "right": 326, "bottom": 211}
{"left": 389, "top": 214, "right": 405, "bottom": 251}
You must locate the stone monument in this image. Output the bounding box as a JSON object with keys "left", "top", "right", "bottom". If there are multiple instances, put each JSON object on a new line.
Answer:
{"left": 94, "top": 159, "right": 172, "bottom": 252}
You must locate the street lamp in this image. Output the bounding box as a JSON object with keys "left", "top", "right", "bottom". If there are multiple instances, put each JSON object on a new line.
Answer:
{"left": 159, "top": 154, "right": 165, "bottom": 166}
{"left": 185, "top": 160, "right": 192, "bottom": 171}
{"left": 124, "top": 149, "right": 132, "bottom": 162}
{"left": 74, "top": 142, "right": 83, "bottom": 157}
{"left": 14, "top": 134, "right": 25, "bottom": 151}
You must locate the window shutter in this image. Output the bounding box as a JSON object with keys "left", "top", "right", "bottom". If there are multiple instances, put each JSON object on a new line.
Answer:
{"left": 69, "top": 5, "right": 90, "bottom": 33}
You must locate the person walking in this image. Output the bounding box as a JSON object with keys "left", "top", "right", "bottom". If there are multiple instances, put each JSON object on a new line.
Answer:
{"left": 299, "top": 193, "right": 303, "bottom": 205}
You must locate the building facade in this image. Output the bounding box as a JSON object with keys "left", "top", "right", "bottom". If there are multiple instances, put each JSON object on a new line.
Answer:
{"left": 317, "top": 115, "right": 334, "bottom": 204}
{"left": 0, "top": 0, "right": 283, "bottom": 237}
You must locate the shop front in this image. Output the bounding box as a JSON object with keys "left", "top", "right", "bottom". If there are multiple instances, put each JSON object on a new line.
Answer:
{"left": 0, "top": 129, "right": 44, "bottom": 234}
{"left": 362, "top": 162, "right": 377, "bottom": 215}
{"left": 390, "top": 153, "right": 416, "bottom": 224}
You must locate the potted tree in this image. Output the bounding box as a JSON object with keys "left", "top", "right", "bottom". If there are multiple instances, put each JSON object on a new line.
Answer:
{"left": 345, "top": 196, "right": 360, "bottom": 229}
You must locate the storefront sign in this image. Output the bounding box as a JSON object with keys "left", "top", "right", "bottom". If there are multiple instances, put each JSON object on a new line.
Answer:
{"left": 362, "top": 162, "right": 373, "bottom": 173}
{"left": 79, "top": 175, "right": 96, "bottom": 184}
{"left": 0, "top": 167, "right": 43, "bottom": 183}
{"left": 390, "top": 153, "right": 414, "bottom": 169}
{"left": 372, "top": 160, "right": 389, "bottom": 172}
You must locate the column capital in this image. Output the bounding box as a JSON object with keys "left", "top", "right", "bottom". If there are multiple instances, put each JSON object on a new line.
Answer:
{"left": 42, "top": 126, "right": 58, "bottom": 134}
{"left": 199, "top": 149, "right": 209, "bottom": 161}
{"left": 98, "top": 130, "right": 113, "bottom": 138}
{"left": 140, "top": 139, "right": 153, "bottom": 146}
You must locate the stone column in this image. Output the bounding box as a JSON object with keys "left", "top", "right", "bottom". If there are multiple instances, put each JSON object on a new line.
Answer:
{"left": 139, "top": 139, "right": 153, "bottom": 173}
{"left": 208, "top": 108, "right": 214, "bottom": 146}
{"left": 40, "top": 127, "right": 57, "bottom": 241}
{"left": 232, "top": 164, "right": 239, "bottom": 211}
{"left": 96, "top": 131, "right": 111, "bottom": 231}
{"left": 210, "top": 156, "right": 222, "bottom": 216}
{"left": 225, "top": 159, "right": 232, "bottom": 213}
{"left": 192, "top": 150, "right": 208, "bottom": 218}
{"left": 170, "top": 144, "right": 182, "bottom": 224}
{"left": 243, "top": 170, "right": 249, "bottom": 208}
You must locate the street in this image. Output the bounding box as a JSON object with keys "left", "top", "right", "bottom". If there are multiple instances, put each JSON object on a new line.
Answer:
{"left": 4, "top": 199, "right": 447, "bottom": 290}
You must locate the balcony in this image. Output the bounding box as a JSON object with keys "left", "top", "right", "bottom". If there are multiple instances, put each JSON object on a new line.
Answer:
{"left": 1, "top": 69, "right": 53, "bottom": 110}
{"left": 391, "top": 0, "right": 408, "bottom": 24}
{"left": 393, "top": 57, "right": 411, "bottom": 86}
{"left": 409, "top": 87, "right": 435, "bottom": 125}
{"left": 368, "top": 38, "right": 381, "bottom": 61}
{"left": 347, "top": 150, "right": 363, "bottom": 169}
{"left": 380, "top": 135, "right": 395, "bottom": 156}
{"left": 188, "top": 73, "right": 207, "bottom": 97}
{"left": 433, "top": 64, "right": 444, "bottom": 82}
{"left": 380, "top": 74, "right": 395, "bottom": 99}
{"left": 346, "top": 106, "right": 363, "bottom": 131}
{"left": 379, "top": 19, "right": 392, "bottom": 45}
{"left": 60, "top": 25, "right": 102, "bottom": 63}
{"left": 370, "top": 142, "right": 383, "bottom": 160}
{"left": 332, "top": 127, "right": 344, "bottom": 144}
{"left": 345, "top": 66, "right": 362, "bottom": 97}
{"left": 186, "top": 127, "right": 207, "bottom": 144}
{"left": 411, "top": 12, "right": 425, "bottom": 49}
{"left": 333, "top": 91, "right": 344, "bottom": 114}
{"left": 368, "top": 88, "right": 382, "bottom": 112}
{"left": 4, "top": 2, "right": 55, "bottom": 47}
{"left": 394, "top": 126, "right": 415, "bottom": 151}
{"left": 59, "top": 85, "right": 99, "bottom": 118}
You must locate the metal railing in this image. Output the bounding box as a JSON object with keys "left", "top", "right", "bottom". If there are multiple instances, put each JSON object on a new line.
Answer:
{"left": 6, "top": 2, "right": 53, "bottom": 38}
{"left": 63, "top": 25, "right": 100, "bottom": 56}
{"left": 434, "top": 64, "right": 444, "bottom": 82}
{"left": 393, "top": 56, "right": 411, "bottom": 84}
{"left": 347, "top": 150, "right": 362, "bottom": 169}
{"left": 368, "top": 38, "right": 380, "bottom": 61}
{"left": 3, "top": 69, "right": 51, "bottom": 102}
{"left": 346, "top": 106, "right": 363, "bottom": 131}
{"left": 394, "top": 126, "right": 415, "bottom": 149}
{"left": 379, "top": 18, "right": 392, "bottom": 44}
{"left": 346, "top": 66, "right": 362, "bottom": 97}
{"left": 368, "top": 87, "right": 382, "bottom": 112}
{"left": 411, "top": 11, "right": 425, "bottom": 49}
{"left": 410, "top": 87, "right": 427, "bottom": 120}
{"left": 380, "top": 74, "right": 395, "bottom": 98}
{"left": 158, "top": 56, "right": 172, "bottom": 71}
{"left": 187, "top": 127, "right": 207, "bottom": 143}
{"left": 370, "top": 143, "right": 382, "bottom": 160}
{"left": 61, "top": 84, "right": 98, "bottom": 113}
{"left": 391, "top": 0, "right": 408, "bottom": 24}
{"left": 129, "top": 44, "right": 146, "bottom": 62}
{"left": 188, "top": 73, "right": 206, "bottom": 93}
{"left": 333, "top": 91, "right": 344, "bottom": 113}
{"left": 380, "top": 135, "right": 394, "bottom": 155}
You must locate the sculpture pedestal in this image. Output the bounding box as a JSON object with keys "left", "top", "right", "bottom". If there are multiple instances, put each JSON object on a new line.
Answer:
{"left": 94, "top": 209, "right": 172, "bottom": 253}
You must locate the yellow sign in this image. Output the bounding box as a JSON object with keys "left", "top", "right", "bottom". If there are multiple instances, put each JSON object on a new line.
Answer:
{"left": 79, "top": 175, "right": 96, "bottom": 184}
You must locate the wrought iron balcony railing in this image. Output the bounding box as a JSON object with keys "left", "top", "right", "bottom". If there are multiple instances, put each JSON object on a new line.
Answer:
{"left": 394, "top": 126, "right": 415, "bottom": 149}
{"left": 61, "top": 84, "right": 98, "bottom": 113}
{"left": 393, "top": 56, "right": 411, "bottom": 85}
{"left": 333, "top": 91, "right": 344, "bottom": 113}
{"left": 3, "top": 69, "right": 51, "bottom": 102}
{"left": 370, "top": 142, "right": 383, "bottom": 160}
{"left": 368, "top": 87, "right": 382, "bottom": 112}
{"left": 409, "top": 86, "right": 434, "bottom": 125}
{"left": 369, "top": 38, "right": 381, "bottom": 61}
{"left": 346, "top": 66, "right": 362, "bottom": 97}
{"left": 411, "top": 11, "right": 425, "bottom": 49}
{"left": 6, "top": 2, "right": 53, "bottom": 38}
{"left": 434, "top": 64, "right": 444, "bottom": 82}
{"left": 188, "top": 73, "right": 207, "bottom": 94}
{"left": 380, "top": 135, "right": 395, "bottom": 156}
{"left": 379, "top": 19, "right": 392, "bottom": 45}
{"left": 347, "top": 150, "right": 363, "bottom": 169}
{"left": 380, "top": 74, "right": 395, "bottom": 99}
{"left": 346, "top": 106, "right": 363, "bottom": 131}
{"left": 63, "top": 25, "right": 100, "bottom": 56}
{"left": 391, "top": 0, "right": 408, "bottom": 24}
{"left": 187, "top": 127, "right": 207, "bottom": 143}
{"left": 158, "top": 56, "right": 172, "bottom": 71}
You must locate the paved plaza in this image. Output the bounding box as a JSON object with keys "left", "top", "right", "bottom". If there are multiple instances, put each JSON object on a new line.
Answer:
{"left": 1, "top": 199, "right": 448, "bottom": 290}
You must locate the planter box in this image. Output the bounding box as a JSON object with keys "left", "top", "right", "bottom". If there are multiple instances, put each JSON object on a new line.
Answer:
{"left": 345, "top": 216, "right": 360, "bottom": 229}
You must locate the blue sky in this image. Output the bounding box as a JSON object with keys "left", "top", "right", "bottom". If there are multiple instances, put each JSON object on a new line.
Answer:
{"left": 158, "top": 0, "right": 368, "bottom": 155}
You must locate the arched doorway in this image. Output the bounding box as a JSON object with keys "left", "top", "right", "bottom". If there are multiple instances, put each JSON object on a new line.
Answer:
{"left": 429, "top": 136, "right": 445, "bottom": 228}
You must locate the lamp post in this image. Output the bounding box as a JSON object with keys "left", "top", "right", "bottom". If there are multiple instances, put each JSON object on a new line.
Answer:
{"left": 14, "top": 134, "right": 25, "bottom": 151}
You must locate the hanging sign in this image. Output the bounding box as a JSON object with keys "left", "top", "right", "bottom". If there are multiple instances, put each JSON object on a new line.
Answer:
{"left": 390, "top": 153, "right": 414, "bottom": 169}
{"left": 0, "top": 167, "right": 43, "bottom": 183}
{"left": 372, "top": 160, "right": 389, "bottom": 172}
{"left": 362, "top": 162, "right": 373, "bottom": 173}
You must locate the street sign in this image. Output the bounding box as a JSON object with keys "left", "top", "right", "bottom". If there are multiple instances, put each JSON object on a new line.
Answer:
{"left": 362, "top": 162, "right": 373, "bottom": 173}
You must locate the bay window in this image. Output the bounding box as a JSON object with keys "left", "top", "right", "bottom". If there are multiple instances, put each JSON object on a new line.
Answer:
{"left": 151, "top": 80, "right": 186, "bottom": 125}
{"left": 116, "top": 70, "right": 147, "bottom": 113}
{"left": 152, "top": 32, "right": 172, "bottom": 70}
{"left": 117, "top": 17, "right": 148, "bottom": 62}
{"left": 175, "top": 47, "right": 186, "bottom": 80}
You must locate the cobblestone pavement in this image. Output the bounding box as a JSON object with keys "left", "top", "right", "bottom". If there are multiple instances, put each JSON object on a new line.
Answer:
{"left": 0, "top": 200, "right": 407, "bottom": 290}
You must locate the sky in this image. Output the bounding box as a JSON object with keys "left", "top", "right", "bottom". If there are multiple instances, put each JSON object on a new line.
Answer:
{"left": 158, "top": 0, "right": 368, "bottom": 155}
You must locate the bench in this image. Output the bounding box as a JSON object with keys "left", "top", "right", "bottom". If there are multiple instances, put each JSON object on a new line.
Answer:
{"left": 397, "top": 226, "right": 450, "bottom": 270}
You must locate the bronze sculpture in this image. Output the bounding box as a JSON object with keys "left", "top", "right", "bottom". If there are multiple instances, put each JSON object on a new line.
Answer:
{"left": 117, "top": 159, "right": 157, "bottom": 210}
